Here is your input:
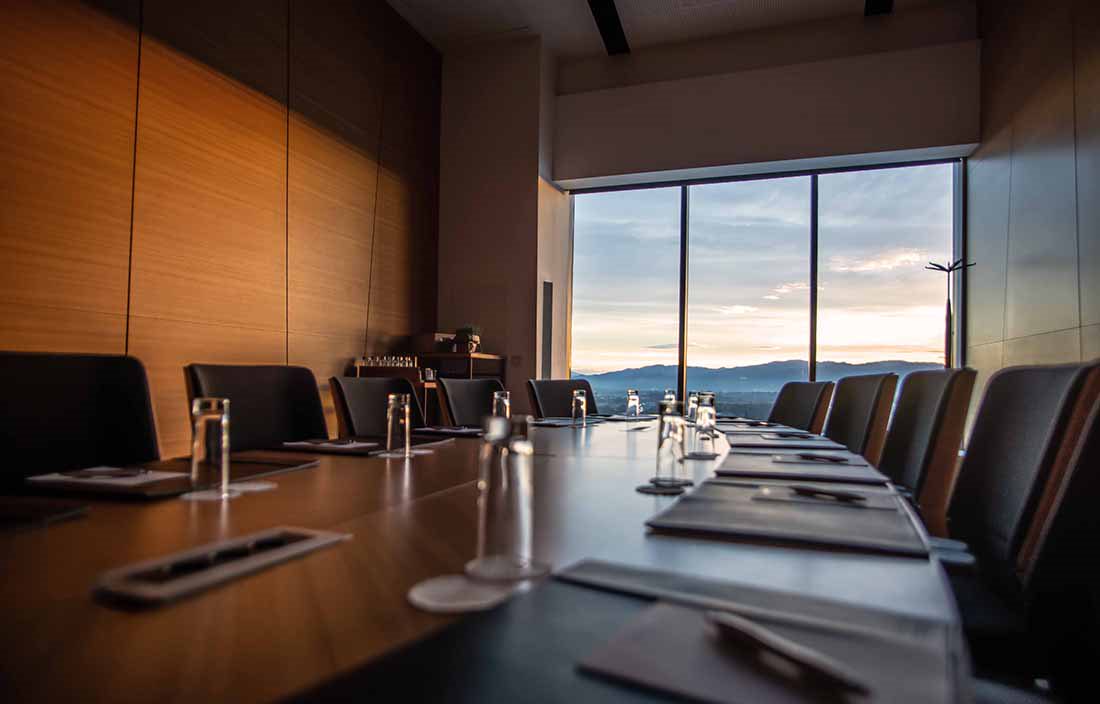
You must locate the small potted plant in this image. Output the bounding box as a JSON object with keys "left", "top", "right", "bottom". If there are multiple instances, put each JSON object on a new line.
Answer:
{"left": 453, "top": 324, "right": 481, "bottom": 353}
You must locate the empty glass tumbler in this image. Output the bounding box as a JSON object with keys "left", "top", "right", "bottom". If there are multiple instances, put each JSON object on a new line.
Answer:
{"left": 625, "top": 389, "right": 643, "bottom": 417}
{"left": 466, "top": 416, "right": 548, "bottom": 581}
{"left": 492, "top": 390, "right": 511, "bottom": 419}
{"left": 183, "top": 397, "right": 239, "bottom": 501}
{"left": 572, "top": 389, "right": 588, "bottom": 426}
{"left": 695, "top": 392, "right": 718, "bottom": 440}
{"left": 663, "top": 389, "right": 676, "bottom": 404}
{"left": 685, "top": 391, "right": 700, "bottom": 422}
{"left": 637, "top": 400, "right": 688, "bottom": 494}
{"left": 381, "top": 392, "right": 419, "bottom": 458}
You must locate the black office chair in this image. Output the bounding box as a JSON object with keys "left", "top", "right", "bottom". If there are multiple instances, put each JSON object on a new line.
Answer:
{"left": 0, "top": 352, "right": 159, "bottom": 487}
{"left": 766, "top": 381, "right": 834, "bottom": 432}
{"left": 942, "top": 361, "right": 1099, "bottom": 678}
{"left": 526, "top": 379, "right": 599, "bottom": 418}
{"left": 330, "top": 376, "right": 425, "bottom": 438}
{"left": 877, "top": 368, "right": 976, "bottom": 535}
{"left": 1022, "top": 389, "right": 1100, "bottom": 700}
{"left": 822, "top": 373, "right": 898, "bottom": 464}
{"left": 437, "top": 378, "right": 504, "bottom": 427}
{"left": 184, "top": 364, "right": 328, "bottom": 452}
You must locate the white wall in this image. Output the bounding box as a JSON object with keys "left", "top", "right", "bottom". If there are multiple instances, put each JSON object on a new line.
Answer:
{"left": 555, "top": 41, "right": 981, "bottom": 189}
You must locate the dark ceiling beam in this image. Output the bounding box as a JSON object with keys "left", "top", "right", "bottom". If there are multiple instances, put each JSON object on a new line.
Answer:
{"left": 588, "top": 0, "right": 629, "bottom": 56}
{"left": 865, "top": 0, "right": 895, "bottom": 16}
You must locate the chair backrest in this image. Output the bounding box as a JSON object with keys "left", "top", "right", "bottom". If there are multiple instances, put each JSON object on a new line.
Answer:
{"left": 526, "top": 379, "right": 599, "bottom": 418}
{"left": 184, "top": 364, "right": 328, "bottom": 452}
{"left": 822, "top": 373, "right": 898, "bottom": 463}
{"left": 878, "top": 368, "right": 976, "bottom": 533}
{"left": 947, "top": 361, "right": 1097, "bottom": 595}
{"left": 0, "top": 352, "right": 159, "bottom": 486}
{"left": 1022, "top": 390, "right": 1100, "bottom": 696}
{"left": 329, "top": 376, "right": 425, "bottom": 438}
{"left": 766, "top": 381, "right": 834, "bottom": 431}
{"left": 437, "top": 378, "right": 504, "bottom": 427}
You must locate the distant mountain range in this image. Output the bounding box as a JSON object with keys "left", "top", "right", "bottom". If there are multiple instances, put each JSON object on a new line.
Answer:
{"left": 573, "top": 360, "right": 941, "bottom": 393}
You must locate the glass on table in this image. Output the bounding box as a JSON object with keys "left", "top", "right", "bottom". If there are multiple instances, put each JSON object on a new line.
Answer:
{"left": 181, "top": 397, "right": 239, "bottom": 501}
{"left": 625, "top": 388, "right": 642, "bottom": 417}
{"left": 572, "top": 389, "right": 588, "bottom": 426}
{"left": 380, "top": 393, "right": 431, "bottom": 458}
{"left": 465, "top": 416, "right": 548, "bottom": 581}
{"left": 695, "top": 392, "right": 718, "bottom": 440}
{"left": 407, "top": 416, "right": 547, "bottom": 614}
{"left": 662, "top": 388, "right": 676, "bottom": 404}
{"left": 638, "top": 399, "right": 689, "bottom": 495}
{"left": 685, "top": 391, "right": 700, "bottom": 422}
{"left": 492, "top": 390, "right": 511, "bottom": 419}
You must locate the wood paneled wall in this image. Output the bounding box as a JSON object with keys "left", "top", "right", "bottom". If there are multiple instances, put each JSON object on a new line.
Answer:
{"left": 965, "top": 0, "right": 1100, "bottom": 406}
{"left": 0, "top": 0, "right": 440, "bottom": 457}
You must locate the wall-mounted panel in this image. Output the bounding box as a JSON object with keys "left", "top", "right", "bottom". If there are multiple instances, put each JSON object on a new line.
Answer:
{"left": 964, "top": 126, "right": 1011, "bottom": 347}
{"left": 369, "top": 7, "right": 440, "bottom": 351}
{"left": 965, "top": 0, "right": 1097, "bottom": 406}
{"left": 129, "top": 0, "right": 289, "bottom": 454}
{"left": 287, "top": 0, "right": 388, "bottom": 424}
{"left": 1002, "top": 1, "right": 1078, "bottom": 340}
{"left": 0, "top": 0, "right": 139, "bottom": 353}
{"left": 1076, "top": 0, "right": 1100, "bottom": 328}
{"left": 130, "top": 317, "right": 286, "bottom": 456}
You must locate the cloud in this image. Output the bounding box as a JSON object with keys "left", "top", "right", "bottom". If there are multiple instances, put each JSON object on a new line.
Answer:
{"left": 762, "top": 295, "right": 780, "bottom": 300}
{"left": 828, "top": 249, "right": 925, "bottom": 273}
{"left": 716, "top": 305, "right": 759, "bottom": 315}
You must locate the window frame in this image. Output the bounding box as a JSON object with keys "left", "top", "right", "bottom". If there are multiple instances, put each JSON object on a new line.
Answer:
{"left": 569, "top": 158, "right": 965, "bottom": 401}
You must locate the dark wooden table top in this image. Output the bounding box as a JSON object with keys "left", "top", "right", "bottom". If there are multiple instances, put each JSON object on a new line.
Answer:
{"left": 0, "top": 424, "right": 959, "bottom": 703}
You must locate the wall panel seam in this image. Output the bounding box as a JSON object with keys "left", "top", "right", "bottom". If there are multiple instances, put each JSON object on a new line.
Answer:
{"left": 1070, "top": 0, "right": 1083, "bottom": 360}
{"left": 124, "top": 0, "right": 145, "bottom": 356}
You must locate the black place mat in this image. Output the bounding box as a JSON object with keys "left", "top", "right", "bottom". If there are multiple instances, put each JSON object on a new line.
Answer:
{"left": 727, "top": 433, "right": 847, "bottom": 451}
{"left": 24, "top": 456, "right": 320, "bottom": 499}
{"left": 715, "top": 452, "right": 887, "bottom": 485}
{"left": 647, "top": 481, "right": 928, "bottom": 557}
{"left": 0, "top": 496, "right": 88, "bottom": 532}
{"left": 580, "top": 600, "right": 950, "bottom": 704}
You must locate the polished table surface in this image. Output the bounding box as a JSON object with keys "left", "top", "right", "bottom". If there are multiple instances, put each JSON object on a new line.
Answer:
{"left": 0, "top": 423, "right": 960, "bottom": 703}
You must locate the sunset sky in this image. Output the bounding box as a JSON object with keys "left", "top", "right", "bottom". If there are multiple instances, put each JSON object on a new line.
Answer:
{"left": 570, "top": 163, "right": 954, "bottom": 374}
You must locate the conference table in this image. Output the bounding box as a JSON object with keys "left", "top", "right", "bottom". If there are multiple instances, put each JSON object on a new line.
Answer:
{"left": 0, "top": 422, "right": 967, "bottom": 703}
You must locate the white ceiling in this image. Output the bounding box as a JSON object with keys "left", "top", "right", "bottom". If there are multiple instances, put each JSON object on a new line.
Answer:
{"left": 388, "top": 0, "right": 942, "bottom": 58}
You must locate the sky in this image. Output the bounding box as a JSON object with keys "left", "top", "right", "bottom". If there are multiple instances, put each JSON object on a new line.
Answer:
{"left": 570, "top": 163, "right": 954, "bottom": 374}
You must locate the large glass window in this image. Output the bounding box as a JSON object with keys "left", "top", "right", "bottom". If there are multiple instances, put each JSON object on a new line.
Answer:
{"left": 569, "top": 163, "right": 958, "bottom": 416}
{"left": 571, "top": 187, "right": 681, "bottom": 414}
{"left": 686, "top": 178, "right": 811, "bottom": 417}
{"left": 817, "top": 164, "right": 953, "bottom": 383}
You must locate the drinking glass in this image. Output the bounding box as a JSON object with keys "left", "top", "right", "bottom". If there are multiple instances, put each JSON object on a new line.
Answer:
{"left": 492, "top": 390, "right": 511, "bottom": 419}
{"left": 663, "top": 389, "right": 676, "bottom": 404}
{"left": 685, "top": 391, "right": 700, "bottom": 422}
{"left": 625, "top": 389, "right": 642, "bottom": 417}
{"left": 638, "top": 400, "right": 687, "bottom": 494}
{"left": 181, "top": 397, "right": 239, "bottom": 501}
{"left": 696, "top": 392, "right": 717, "bottom": 440}
{"left": 465, "top": 416, "right": 548, "bottom": 581}
{"left": 572, "top": 389, "right": 587, "bottom": 426}
{"left": 379, "top": 393, "right": 431, "bottom": 458}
